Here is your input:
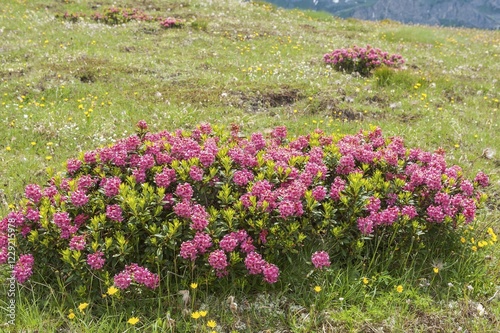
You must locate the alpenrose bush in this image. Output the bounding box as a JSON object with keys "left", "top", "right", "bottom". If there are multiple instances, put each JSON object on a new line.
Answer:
{"left": 324, "top": 45, "right": 405, "bottom": 76}
{"left": 0, "top": 122, "right": 489, "bottom": 297}
{"left": 57, "top": 7, "right": 184, "bottom": 29}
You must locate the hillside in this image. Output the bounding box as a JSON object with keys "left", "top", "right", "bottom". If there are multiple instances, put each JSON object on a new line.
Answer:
{"left": 270, "top": 0, "right": 500, "bottom": 29}
{"left": 0, "top": 0, "right": 499, "bottom": 331}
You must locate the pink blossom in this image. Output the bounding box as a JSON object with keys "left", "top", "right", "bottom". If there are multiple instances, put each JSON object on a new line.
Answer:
{"left": 401, "top": 206, "right": 418, "bottom": 219}
{"left": 174, "top": 200, "right": 192, "bottom": 219}
{"left": 271, "top": 126, "right": 287, "bottom": 140}
{"left": 106, "top": 204, "right": 123, "bottom": 222}
{"left": 66, "top": 158, "right": 82, "bottom": 174}
{"left": 77, "top": 175, "right": 97, "bottom": 192}
{"left": 198, "top": 150, "right": 214, "bottom": 167}
{"left": 74, "top": 214, "right": 89, "bottom": 228}
{"left": 330, "top": 177, "right": 346, "bottom": 200}
{"left": 25, "top": 208, "right": 40, "bottom": 222}
{"left": 44, "top": 185, "right": 58, "bottom": 199}
{"left": 311, "top": 251, "right": 330, "bottom": 269}
{"left": 190, "top": 204, "right": 209, "bottom": 231}
{"left": 189, "top": 165, "right": 204, "bottom": 181}
{"left": 208, "top": 250, "right": 228, "bottom": 270}
{"left": 193, "top": 232, "right": 212, "bottom": 254}
{"left": 84, "top": 150, "right": 97, "bottom": 164}
{"left": 114, "top": 271, "right": 132, "bottom": 289}
{"left": 378, "top": 206, "right": 400, "bottom": 225}
{"left": 251, "top": 132, "right": 266, "bottom": 150}
{"left": 426, "top": 205, "right": 445, "bottom": 223}
{"left": 139, "top": 154, "right": 155, "bottom": 170}
{"left": 21, "top": 226, "right": 31, "bottom": 237}
{"left": 233, "top": 169, "right": 254, "bottom": 186}
{"left": 240, "top": 237, "right": 256, "bottom": 253}
{"left": 312, "top": 186, "right": 327, "bottom": 202}
{"left": 262, "top": 262, "right": 280, "bottom": 283}
{"left": 102, "top": 176, "right": 121, "bottom": 197}
{"left": 175, "top": 183, "right": 194, "bottom": 200}
{"left": 357, "top": 216, "right": 374, "bottom": 235}
{"left": 245, "top": 252, "right": 264, "bottom": 274}
{"left": 219, "top": 233, "right": 239, "bottom": 252}
{"left": 132, "top": 266, "right": 159, "bottom": 289}
{"left": 180, "top": 240, "right": 198, "bottom": 261}
{"left": 366, "top": 197, "right": 381, "bottom": 213}
{"left": 87, "top": 251, "right": 105, "bottom": 270}
{"left": 12, "top": 254, "right": 34, "bottom": 284}
{"left": 198, "top": 122, "right": 212, "bottom": 134}
{"left": 474, "top": 171, "right": 489, "bottom": 187}
{"left": 278, "top": 200, "right": 295, "bottom": 219}
{"left": 336, "top": 154, "right": 356, "bottom": 175}
{"left": 69, "top": 235, "right": 86, "bottom": 251}
{"left": 8, "top": 212, "right": 25, "bottom": 227}
{"left": 25, "top": 184, "right": 43, "bottom": 204}
{"left": 71, "top": 190, "right": 89, "bottom": 207}
{"left": 53, "top": 211, "right": 71, "bottom": 229}
{"left": 136, "top": 120, "right": 148, "bottom": 130}
{"left": 155, "top": 168, "right": 176, "bottom": 188}
{"left": 132, "top": 169, "right": 146, "bottom": 183}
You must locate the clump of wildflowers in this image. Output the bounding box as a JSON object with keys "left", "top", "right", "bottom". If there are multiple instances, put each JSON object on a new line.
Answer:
{"left": 1, "top": 121, "right": 489, "bottom": 298}
{"left": 160, "top": 17, "right": 184, "bottom": 29}
{"left": 324, "top": 45, "right": 405, "bottom": 76}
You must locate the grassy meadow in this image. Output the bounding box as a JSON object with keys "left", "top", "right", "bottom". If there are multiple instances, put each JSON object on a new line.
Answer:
{"left": 0, "top": 0, "right": 499, "bottom": 331}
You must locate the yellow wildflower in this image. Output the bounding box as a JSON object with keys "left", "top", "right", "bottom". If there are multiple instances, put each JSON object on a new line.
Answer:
{"left": 78, "top": 302, "right": 89, "bottom": 313}
{"left": 314, "top": 286, "right": 322, "bottom": 293}
{"left": 199, "top": 310, "right": 207, "bottom": 317}
{"left": 67, "top": 310, "right": 75, "bottom": 320}
{"left": 107, "top": 286, "right": 118, "bottom": 296}
{"left": 396, "top": 285, "right": 403, "bottom": 293}
{"left": 190, "top": 282, "right": 198, "bottom": 289}
{"left": 362, "top": 277, "right": 369, "bottom": 285}
{"left": 207, "top": 320, "right": 217, "bottom": 328}
{"left": 191, "top": 311, "right": 201, "bottom": 319}
{"left": 433, "top": 267, "right": 439, "bottom": 274}
{"left": 127, "top": 317, "right": 140, "bottom": 325}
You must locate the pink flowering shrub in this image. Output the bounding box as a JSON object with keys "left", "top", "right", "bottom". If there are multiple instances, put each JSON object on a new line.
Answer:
{"left": 0, "top": 122, "right": 489, "bottom": 298}
{"left": 160, "top": 17, "right": 184, "bottom": 29}
{"left": 324, "top": 45, "right": 405, "bottom": 76}
{"left": 90, "top": 7, "right": 154, "bottom": 25}
{"left": 58, "top": 7, "right": 184, "bottom": 29}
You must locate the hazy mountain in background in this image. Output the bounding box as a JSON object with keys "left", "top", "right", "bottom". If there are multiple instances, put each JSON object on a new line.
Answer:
{"left": 268, "top": 0, "right": 500, "bottom": 30}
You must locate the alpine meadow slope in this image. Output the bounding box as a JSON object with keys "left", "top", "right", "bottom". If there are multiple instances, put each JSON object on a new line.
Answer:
{"left": 0, "top": 0, "right": 499, "bottom": 332}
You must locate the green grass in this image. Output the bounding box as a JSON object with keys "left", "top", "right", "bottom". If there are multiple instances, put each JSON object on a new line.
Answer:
{"left": 1, "top": 0, "right": 499, "bottom": 331}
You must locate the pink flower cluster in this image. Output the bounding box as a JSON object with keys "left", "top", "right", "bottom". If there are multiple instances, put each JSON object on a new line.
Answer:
{"left": 113, "top": 263, "right": 159, "bottom": 289}
{"left": 12, "top": 254, "right": 34, "bottom": 283}
{"left": 87, "top": 251, "right": 105, "bottom": 270}
{"left": 311, "top": 251, "right": 330, "bottom": 269}
{"left": 244, "top": 251, "right": 280, "bottom": 283}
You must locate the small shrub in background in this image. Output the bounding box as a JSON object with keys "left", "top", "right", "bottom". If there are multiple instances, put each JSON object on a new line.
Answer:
{"left": 0, "top": 122, "right": 491, "bottom": 301}
{"left": 90, "top": 7, "right": 154, "bottom": 25}
{"left": 160, "top": 17, "right": 185, "bottom": 29}
{"left": 57, "top": 7, "right": 185, "bottom": 30}
{"left": 324, "top": 45, "right": 405, "bottom": 76}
